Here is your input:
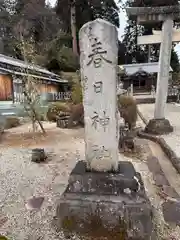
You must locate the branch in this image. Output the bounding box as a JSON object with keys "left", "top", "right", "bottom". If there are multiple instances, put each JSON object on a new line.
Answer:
{"left": 19, "top": 32, "right": 46, "bottom": 134}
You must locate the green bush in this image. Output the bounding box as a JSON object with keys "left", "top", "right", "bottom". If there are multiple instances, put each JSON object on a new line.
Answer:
{"left": 71, "top": 81, "right": 83, "bottom": 105}
{"left": 57, "top": 46, "right": 80, "bottom": 71}
{"left": 68, "top": 103, "right": 84, "bottom": 127}
{"left": 5, "top": 116, "right": 20, "bottom": 129}
{"left": 0, "top": 236, "right": 8, "bottom": 240}
{"left": 36, "top": 106, "right": 48, "bottom": 121}
{"left": 46, "top": 102, "right": 70, "bottom": 122}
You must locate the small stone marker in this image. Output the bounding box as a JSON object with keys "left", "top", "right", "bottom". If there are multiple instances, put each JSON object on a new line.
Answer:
{"left": 31, "top": 148, "right": 46, "bottom": 163}
{"left": 79, "top": 18, "right": 118, "bottom": 171}
{"left": 25, "top": 196, "right": 44, "bottom": 210}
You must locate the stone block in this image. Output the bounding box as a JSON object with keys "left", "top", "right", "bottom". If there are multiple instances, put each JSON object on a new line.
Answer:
{"left": 56, "top": 115, "right": 69, "bottom": 128}
{"left": 31, "top": 148, "right": 47, "bottom": 163}
{"left": 162, "top": 200, "right": 180, "bottom": 226}
{"left": 54, "top": 161, "right": 153, "bottom": 240}
{"left": 145, "top": 118, "right": 173, "bottom": 135}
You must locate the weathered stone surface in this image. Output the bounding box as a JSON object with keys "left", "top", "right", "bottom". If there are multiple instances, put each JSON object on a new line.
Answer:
{"left": 154, "top": 174, "right": 169, "bottom": 187}
{"left": 144, "top": 119, "right": 173, "bottom": 135}
{"left": 154, "top": 19, "right": 173, "bottom": 120}
{"left": 54, "top": 161, "right": 153, "bottom": 239}
{"left": 138, "top": 29, "right": 180, "bottom": 45}
{"left": 146, "top": 156, "right": 179, "bottom": 199}
{"left": 25, "top": 197, "right": 44, "bottom": 210}
{"left": 31, "top": 148, "right": 46, "bottom": 163}
{"left": 68, "top": 161, "right": 143, "bottom": 194}
{"left": 163, "top": 186, "right": 179, "bottom": 199}
{"left": 126, "top": 5, "right": 180, "bottom": 23}
{"left": 138, "top": 130, "right": 180, "bottom": 175}
{"left": 79, "top": 18, "right": 119, "bottom": 171}
{"left": 147, "top": 156, "right": 162, "bottom": 174}
{"left": 127, "top": 5, "right": 180, "bottom": 17}
{"left": 162, "top": 201, "right": 180, "bottom": 226}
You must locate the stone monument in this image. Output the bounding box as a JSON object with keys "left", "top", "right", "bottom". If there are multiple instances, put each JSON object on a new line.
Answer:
{"left": 54, "top": 19, "right": 153, "bottom": 239}
{"left": 126, "top": 5, "right": 180, "bottom": 135}
{"left": 80, "top": 18, "right": 119, "bottom": 172}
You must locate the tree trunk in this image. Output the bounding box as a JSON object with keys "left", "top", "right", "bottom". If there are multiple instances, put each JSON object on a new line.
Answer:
{"left": 70, "top": 0, "right": 78, "bottom": 56}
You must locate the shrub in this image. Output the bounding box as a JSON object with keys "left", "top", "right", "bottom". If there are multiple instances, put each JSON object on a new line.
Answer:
{"left": 71, "top": 81, "right": 83, "bottom": 105}
{"left": 57, "top": 46, "right": 80, "bottom": 72}
{"left": 46, "top": 102, "right": 71, "bottom": 122}
{"left": 36, "top": 106, "right": 49, "bottom": 121}
{"left": 5, "top": 116, "right": 20, "bottom": 129}
{"left": 117, "top": 95, "right": 137, "bottom": 130}
{"left": 68, "top": 103, "right": 84, "bottom": 127}
{"left": 0, "top": 115, "right": 5, "bottom": 134}
{"left": 0, "top": 236, "right": 8, "bottom": 240}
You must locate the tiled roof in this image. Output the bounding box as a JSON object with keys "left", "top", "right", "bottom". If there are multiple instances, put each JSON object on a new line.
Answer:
{"left": 0, "top": 54, "right": 67, "bottom": 83}
{"left": 119, "top": 62, "right": 173, "bottom": 75}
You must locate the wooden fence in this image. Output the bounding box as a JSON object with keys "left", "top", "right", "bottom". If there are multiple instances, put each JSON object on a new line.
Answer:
{"left": 14, "top": 92, "right": 72, "bottom": 103}
{"left": 13, "top": 88, "right": 180, "bottom": 104}
{"left": 168, "top": 87, "right": 179, "bottom": 96}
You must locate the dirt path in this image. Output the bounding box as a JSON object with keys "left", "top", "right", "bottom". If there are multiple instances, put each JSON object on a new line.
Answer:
{"left": 0, "top": 122, "right": 84, "bottom": 149}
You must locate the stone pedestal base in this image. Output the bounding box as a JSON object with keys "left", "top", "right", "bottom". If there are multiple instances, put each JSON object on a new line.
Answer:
{"left": 145, "top": 118, "right": 173, "bottom": 135}
{"left": 54, "top": 161, "right": 153, "bottom": 239}
{"left": 31, "top": 148, "right": 46, "bottom": 163}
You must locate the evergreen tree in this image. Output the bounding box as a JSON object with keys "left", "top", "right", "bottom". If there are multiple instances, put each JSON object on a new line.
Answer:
{"left": 56, "top": 0, "right": 119, "bottom": 57}
{"left": 56, "top": 0, "right": 120, "bottom": 32}
{"left": 0, "top": 0, "right": 16, "bottom": 55}
{"left": 171, "top": 47, "right": 180, "bottom": 72}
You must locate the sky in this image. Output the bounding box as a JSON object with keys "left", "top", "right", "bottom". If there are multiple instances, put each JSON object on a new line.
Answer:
{"left": 48, "top": 0, "right": 180, "bottom": 58}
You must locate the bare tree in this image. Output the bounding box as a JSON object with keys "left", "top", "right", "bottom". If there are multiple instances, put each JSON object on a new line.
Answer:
{"left": 19, "top": 33, "right": 46, "bottom": 134}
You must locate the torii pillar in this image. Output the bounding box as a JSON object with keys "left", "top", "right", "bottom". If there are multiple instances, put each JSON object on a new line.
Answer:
{"left": 126, "top": 5, "right": 180, "bottom": 135}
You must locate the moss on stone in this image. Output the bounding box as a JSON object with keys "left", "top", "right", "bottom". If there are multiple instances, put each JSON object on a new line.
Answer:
{"left": 61, "top": 213, "right": 128, "bottom": 239}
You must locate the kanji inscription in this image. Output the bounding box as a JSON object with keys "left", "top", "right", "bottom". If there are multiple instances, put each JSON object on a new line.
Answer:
{"left": 91, "top": 111, "right": 110, "bottom": 132}
{"left": 93, "top": 81, "right": 103, "bottom": 93}
{"left": 79, "top": 19, "right": 119, "bottom": 171}
{"left": 87, "top": 38, "right": 112, "bottom": 68}
{"left": 92, "top": 145, "right": 111, "bottom": 160}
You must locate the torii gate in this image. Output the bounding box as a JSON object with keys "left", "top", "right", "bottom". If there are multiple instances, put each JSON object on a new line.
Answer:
{"left": 138, "top": 28, "right": 180, "bottom": 45}
{"left": 126, "top": 5, "right": 180, "bottom": 135}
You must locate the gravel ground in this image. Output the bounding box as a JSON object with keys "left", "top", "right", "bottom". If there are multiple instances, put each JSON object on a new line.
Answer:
{"left": 0, "top": 121, "right": 180, "bottom": 239}
{"left": 0, "top": 123, "right": 85, "bottom": 239}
